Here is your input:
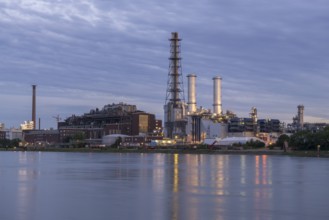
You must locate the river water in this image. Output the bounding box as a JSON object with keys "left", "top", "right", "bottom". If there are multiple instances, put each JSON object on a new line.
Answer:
{"left": 0, "top": 152, "right": 328, "bottom": 220}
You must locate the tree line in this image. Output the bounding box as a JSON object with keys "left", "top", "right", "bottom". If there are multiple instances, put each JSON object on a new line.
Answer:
{"left": 0, "top": 139, "right": 20, "bottom": 148}
{"left": 276, "top": 127, "right": 329, "bottom": 150}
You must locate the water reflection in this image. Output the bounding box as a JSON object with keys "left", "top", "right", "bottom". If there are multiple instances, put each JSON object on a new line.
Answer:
{"left": 0, "top": 152, "right": 328, "bottom": 220}
{"left": 166, "top": 154, "right": 277, "bottom": 220}
{"left": 255, "top": 155, "right": 272, "bottom": 185}
{"left": 253, "top": 155, "right": 273, "bottom": 220}
{"left": 240, "top": 155, "right": 246, "bottom": 184}
{"left": 17, "top": 152, "right": 40, "bottom": 220}
{"left": 152, "top": 154, "right": 165, "bottom": 192}
{"left": 173, "top": 154, "right": 179, "bottom": 193}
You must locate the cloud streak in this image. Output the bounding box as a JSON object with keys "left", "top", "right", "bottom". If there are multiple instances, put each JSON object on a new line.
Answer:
{"left": 1, "top": 0, "right": 329, "bottom": 128}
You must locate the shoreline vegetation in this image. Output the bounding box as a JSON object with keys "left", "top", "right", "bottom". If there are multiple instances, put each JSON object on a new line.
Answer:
{"left": 0, "top": 147, "right": 328, "bottom": 158}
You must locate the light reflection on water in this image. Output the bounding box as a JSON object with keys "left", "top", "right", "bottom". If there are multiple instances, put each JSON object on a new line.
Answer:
{"left": 0, "top": 152, "right": 329, "bottom": 220}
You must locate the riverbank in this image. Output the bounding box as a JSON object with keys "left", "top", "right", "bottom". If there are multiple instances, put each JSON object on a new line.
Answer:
{"left": 1, "top": 147, "right": 329, "bottom": 157}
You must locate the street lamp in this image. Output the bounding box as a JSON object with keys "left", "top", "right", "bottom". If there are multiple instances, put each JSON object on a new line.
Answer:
{"left": 317, "top": 144, "right": 320, "bottom": 157}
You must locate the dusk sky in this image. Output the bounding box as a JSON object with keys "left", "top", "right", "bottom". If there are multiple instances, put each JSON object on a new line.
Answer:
{"left": 1, "top": 0, "right": 329, "bottom": 129}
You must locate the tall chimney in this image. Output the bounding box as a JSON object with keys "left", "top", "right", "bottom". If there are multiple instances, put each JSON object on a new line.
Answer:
{"left": 187, "top": 74, "right": 197, "bottom": 113}
{"left": 213, "top": 76, "right": 222, "bottom": 115}
{"left": 297, "top": 105, "right": 304, "bottom": 129}
{"left": 32, "top": 85, "right": 36, "bottom": 130}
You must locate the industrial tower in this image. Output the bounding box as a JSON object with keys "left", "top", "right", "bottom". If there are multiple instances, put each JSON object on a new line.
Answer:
{"left": 32, "top": 85, "right": 36, "bottom": 130}
{"left": 292, "top": 105, "right": 304, "bottom": 130}
{"left": 164, "top": 32, "right": 187, "bottom": 139}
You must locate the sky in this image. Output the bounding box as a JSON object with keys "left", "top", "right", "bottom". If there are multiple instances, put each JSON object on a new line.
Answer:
{"left": 1, "top": 0, "right": 329, "bottom": 129}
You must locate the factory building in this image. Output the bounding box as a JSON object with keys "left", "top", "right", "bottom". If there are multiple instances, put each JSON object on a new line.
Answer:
{"left": 20, "top": 121, "right": 34, "bottom": 130}
{"left": 258, "top": 119, "right": 281, "bottom": 133}
{"left": 227, "top": 107, "right": 283, "bottom": 144}
{"left": 287, "top": 105, "right": 305, "bottom": 132}
{"left": 0, "top": 131, "right": 5, "bottom": 140}
{"left": 162, "top": 32, "right": 285, "bottom": 146}
{"left": 58, "top": 103, "right": 158, "bottom": 143}
{"left": 287, "top": 105, "right": 329, "bottom": 133}
{"left": 185, "top": 74, "right": 228, "bottom": 143}
{"left": 302, "top": 123, "right": 329, "bottom": 132}
{"left": 0, "top": 128, "right": 23, "bottom": 140}
{"left": 23, "top": 129, "right": 60, "bottom": 146}
{"left": 228, "top": 117, "right": 255, "bottom": 133}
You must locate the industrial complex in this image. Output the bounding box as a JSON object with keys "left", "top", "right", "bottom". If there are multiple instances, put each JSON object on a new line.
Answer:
{"left": 163, "top": 32, "right": 284, "bottom": 146}
{"left": 1, "top": 32, "right": 328, "bottom": 148}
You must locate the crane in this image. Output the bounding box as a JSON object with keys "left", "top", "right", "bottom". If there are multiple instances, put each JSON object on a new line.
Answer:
{"left": 53, "top": 115, "right": 62, "bottom": 122}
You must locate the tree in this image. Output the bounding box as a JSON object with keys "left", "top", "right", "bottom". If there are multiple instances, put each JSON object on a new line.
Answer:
{"left": 10, "top": 139, "right": 20, "bottom": 148}
{"left": 245, "top": 139, "right": 265, "bottom": 149}
{"left": 276, "top": 134, "right": 290, "bottom": 148}
{"left": 289, "top": 129, "right": 329, "bottom": 151}
{"left": 289, "top": 130, "right": 312, "bottom": 150}
{"left": 0, "top": 139, "right": 10, "bottom": 148}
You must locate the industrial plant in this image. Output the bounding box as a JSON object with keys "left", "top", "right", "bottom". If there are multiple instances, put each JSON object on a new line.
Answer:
{"left": 163, "top": 32, "right": 287, "bottom": 146}
{"left": 1, "top": 32, "right": 329, "bottom": 149}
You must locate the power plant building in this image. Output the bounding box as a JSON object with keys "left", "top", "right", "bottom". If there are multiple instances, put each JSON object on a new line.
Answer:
{"left": 186, "top": 117, "right": 228, "bottom": 143}
{"left": 185, "top": 72, "right": 228, "bottom": 143}
{"left": 289, "top": 105, "right": 304, "bottom": 131}
{"left": 58, "top": 103, "right": 159, "bottom": 142}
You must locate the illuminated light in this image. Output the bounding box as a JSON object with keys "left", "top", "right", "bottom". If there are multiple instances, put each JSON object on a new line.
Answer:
{"left": 255, "top": 156, "right": 260, "bottom": 185}
{"left": 262, "top": 156, "right": 267, "bottom": 185}
{"left": 173, "top": 154, "right": 179, "bottom": 193}
{"left": 240, "top": 155, "right": 246, "bottom": 184}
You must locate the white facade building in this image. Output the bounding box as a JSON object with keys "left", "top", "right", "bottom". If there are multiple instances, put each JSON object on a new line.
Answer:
{"left": 186, "top": 116, "right": 228, "bottom": 143}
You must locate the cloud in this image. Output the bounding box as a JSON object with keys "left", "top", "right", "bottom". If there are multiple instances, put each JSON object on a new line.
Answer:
{"left": 0, "top": 0, "right": 329, "bottom": 128}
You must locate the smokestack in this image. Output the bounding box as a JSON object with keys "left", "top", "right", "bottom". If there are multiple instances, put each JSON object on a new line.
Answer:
{"left": 297, "top": 105, "right": 304, "bottom": 129}
{"left": 187, "top": 74, "right": 197, "bottom": 113}
{"left": 32, "top": 85, "right": 36, "bottom": 130}
{"left": 213, "top": 76, "right": 222, "bottom": 115}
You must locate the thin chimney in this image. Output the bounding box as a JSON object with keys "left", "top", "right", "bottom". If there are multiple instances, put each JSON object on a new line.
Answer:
{"left": 32, "top": 85, "right": 36, "bottom": 130}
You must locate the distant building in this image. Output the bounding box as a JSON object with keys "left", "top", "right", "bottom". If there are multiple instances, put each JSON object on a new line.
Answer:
{"left": 20, "top": 121, "right": 34, "bottom": 130}
{"left": 287, "top": 105, "right": 329, "bottom": 133}
{"left": 0, "top": 131, "right": 5, "bottom": 140}
{"left": 288, "top": 105, "right": 305, "bottom": 132}
{"left": 58, "top": 103, "right": 158, "bottom": 143}
{"left": 228, "top": 117, "right": 255, "bottom": 133}
{"left": 0, "top": 128, "right": 23, "bottom": 140}
{"left": 153, "top": 120, "right": 163, "bottom": 136}
{"left": 228, "top": 117, "right": 283, "bottom": 134}
{"left": 258, "top": 119, "right": 281, "bottom": 133}
{"left": 185, "top": 116, "right": 228, "bottom": 143}
{"left": 23, "top": 130, "right": 60, "bottom": 145}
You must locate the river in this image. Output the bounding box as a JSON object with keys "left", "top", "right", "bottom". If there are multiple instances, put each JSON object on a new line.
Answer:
{"left": 0, "top": 152, "right": 328, "bottom": 220}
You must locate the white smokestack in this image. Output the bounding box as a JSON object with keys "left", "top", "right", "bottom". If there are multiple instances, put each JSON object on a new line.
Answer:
{"left": 213, "top": 76, "right": 222, "bottom": 115}
{"left": 187, "top": 74, "right": 197, "bottom": 113}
